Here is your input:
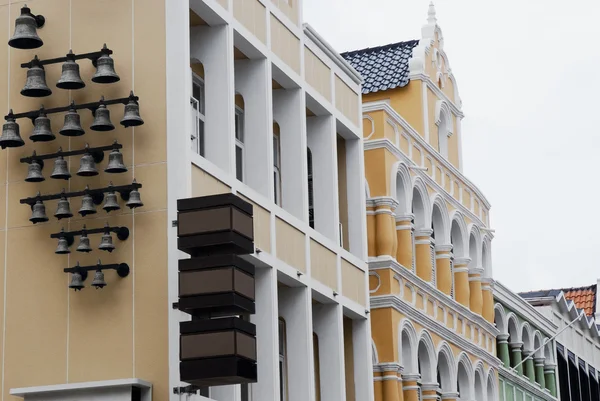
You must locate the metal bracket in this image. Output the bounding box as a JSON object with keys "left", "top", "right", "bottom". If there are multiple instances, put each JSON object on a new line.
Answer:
{"left": 20, "top": 140, "right": 122, "bottom": 167}
{"left": 64, "top": 261, "right": 130, "bottom": 278}
{"left": 20, "top": 180, "right": 141, "bottom": 206}
{"left": 173, "top": 385, "right": 202, "bottom": 395}
{"left": 51, "top": 225, "right": 130, "bottom": 246}
{"left": 21, "top": 44, "right": 113, "bottom": 69}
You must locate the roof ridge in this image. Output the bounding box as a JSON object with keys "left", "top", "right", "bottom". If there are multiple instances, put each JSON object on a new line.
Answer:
{"left": 341, "top": 39, "right": 419, "bottom": 57}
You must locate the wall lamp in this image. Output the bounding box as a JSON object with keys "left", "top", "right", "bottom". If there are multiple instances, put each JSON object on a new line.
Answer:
{"left": 52, "top": 224, "right": 130, "bottom": 254}
{"left": 64, "top": 260, "right": 130, "bottom": 291}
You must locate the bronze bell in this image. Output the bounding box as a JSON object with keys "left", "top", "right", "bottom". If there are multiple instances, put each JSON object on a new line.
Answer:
{"left": 30, "top": 195, "right": 48, "bottom": 224}
{"left": 8, "top": 5, "right": 44, "bottom": 50}
{"left": 90, "top": 98, "right": 115, "bottom": 131}
{"left": 25, "top": 157, "right": 44, "bottom": 182}
{"left": 55, "top": 229, "right": 70, "bottom": 254}
{"left": 0, "top": 113, "right": 24, "bottom": 149}
{"left": 77, "top": 147, "right": 98, "bottom": 177}
{"left": 59, "top": 103, "right": 84, "bottom": 137}
{"left": 120, "top": 92, "right": 144, "bottom": 127}
{"left": 56, "top": 50, "right": 85, "bottom": 90}
{"left": 69, "top": 270, "right": 85, "bottom": 291}
{"left": 54, "top": 191, "right": 73, "bottom": 220}
{"left": 98, "top": 225, "right": 115, "bottom": 252}
{"left": 91, "top": 268, "right": 106, "bottom": 289}
{"left": 105, "top": 147, "right": 127, "bottom": 173}
{"left": 92, "top": 44, "right": 120, "bottom": 84}
{"left": 79, "top": 190, "right": 97, "bottom": 217}
{"left": 76, "top": 228, "right": 92, "bottom": 253}
{"left": 51, "top": 153, "right": 71, "bottom": 180}
{"left": 126, "top": 179, "right": 143, "bottom": 209}
{"left": 103, "top": 188, "right": 120, "bottom": 212}
{"left": 21, "top": 57, "right": 52, "bottom": 98}
{"left": 30, "top": 109, "right": 55, "bottom": 142}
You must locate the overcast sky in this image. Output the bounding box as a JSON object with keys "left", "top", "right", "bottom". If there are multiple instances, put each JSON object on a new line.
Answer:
{"left": 304, "top": 0, "right": 600, "bottom": 293}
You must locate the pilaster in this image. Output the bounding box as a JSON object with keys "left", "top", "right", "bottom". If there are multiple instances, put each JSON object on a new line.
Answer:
{"left": 435, "top": 244, "right": 453, "bottom": 295}
{"left": 468, "top": 266, "right": 483, "bottom": 315}
{"left": 534, "top": 357, "right": 546, "bottom": 388}
{"left": 544, "top": 364, "right": 557, "bottom": 397}
{"left": 510, "top": 341, "right": 524, "bottom": 375}
{"left": 396, "top": 214, "right": 414, "bottom": 270}
{"left": 415, "top": 228, "right": 434, "bottom": 283}
{"left": 523, "top": 351, "right": 535, "bottom": 382}
{"left": 496, "top": 333, "right": 511, "bottom": 368}
{"left": 374, "top": 197, "right": 399, "bottom": 258}
{"left": 453, "top": 257, "right": 471, "bottom": 308}
{"left": 481, "top": 278, "right": 494, "bottom": 323}
{"left": 402, "top": 373, "right": 421, "bottom": 401}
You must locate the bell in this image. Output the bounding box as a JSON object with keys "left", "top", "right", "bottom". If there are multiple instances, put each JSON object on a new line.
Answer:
{"left": 92, "top": 44, "right": 120, "bottom": 84}
{"left": 29, "top": 195, "right": 48, "bottom": 224}
{"left": 77, "top": 149, "right": 98, "bottom": 177}
{"left": 55, "top": 229, "right": 70, "bottom": 255}
{"left": 8, "top": 5, "right": 44, "bottom": 50}
{"left": 51, "top": 153, "right": 71, "bottom": 180}
{"left": 90, "top": 98, "right": 115, "bottom": 131}
{"left": 21, "top": 58, "right": 52, "bottom": 98}
{"left": 25, "top": 158, "right": 44, "bottom": 182}
{"left": 105, "top": 148, "right": 127, "bottom": 173}
{"left": 103, "top": 189, "right": 120, "bottom": 212}
{"left": 98, "top": 226, "right": 115, "bottom": 252}
{"left": 91, "top": 269, "right": 106, "bottom": 289}
{"left": 120, "top": 92, "right": 144, "bottom": 127}
{"left": 79, "top": 192, "right": 97, "bottom": 217}
{"left": 29, "top": 109, "right": 55, "bottom": 142}
{"left": 0, "top": 113, "right": 24, "bottom": 149}
{"left": 54, "top": 191, "right": 73, "bottom": 220}
{"left": 56, "top": 50, "right": 85, "bottom": 90}
{"left": 69, "top": 270, "right": 85, "bottom": 291}
{"left": 76, "top": 229, "right": 92, "bottom": 253}
{"left": 126, "top": 180, "right": 143, "bottom": 209}
{"left": 59, "top": 103, "right": 84, "bottom": 137}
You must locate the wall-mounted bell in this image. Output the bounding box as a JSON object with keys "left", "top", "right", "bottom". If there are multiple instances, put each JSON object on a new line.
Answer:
{"left": 21, "top": 57, "right": 51, "bottom": 98}
{"left": 54, "top": 191, "right": 73, "bottom": 220}
{"left": 126, "top": 179, "right": 143, "bottom": 209}
{"left": 92, "top": 44, "right": 120, "bottom": 84}
{"left": 76, "top": 228, "right": 92, "bottom": 253}
{"left": 29, "top": 194, "right": 48, "bottom": 224}
{"left": 8, "top": 5, "right": 44, "bottom": 50}
{"left": 55, "top": 229, "right": 70, "bottom": 255}
{"left": 98, "top": 225, "right": 115, "bottom": 253}
{"left": 51, "top": 153, "right": 71, "bottom": 180}
{"left": 30, "top": 109, "right": 55, "bottom": 142}
{"left": 120, "top": 92, "right": 144, "bottom": 127}
{"left": 69, "top": 269, "right": 85, "bottom": 291}
{"left": 90, "top": 98, "right": 114, "bottom": 131}
{"left": 25, "top": 157, "right": 44, "bottom": 182}
{"left": 56, "top": 50, "right": 85, "bottom": 90}
{"left": 0, "top": 113, "right": 24, "bottom": 149}
{"left": 91, "top": 268, "right": 106, "bottom": 289}
{"left": 103, "top": 187, "right": 120, "bottom": 212}
{"left": 77, "top": 147, "right": 98, "bottom": 177}
{"left": 59, "top": 103, "right": 84, "bottom": 137}
{"left": 79, "top": 191, "right": 97, "bottom": 217}
{"left": 105, "top": 147, "right": 127, "bottom": 173}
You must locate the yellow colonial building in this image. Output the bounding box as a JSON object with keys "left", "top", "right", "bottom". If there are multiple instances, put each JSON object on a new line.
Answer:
{"left": 343, "top": 4, "right": 500, "bottom": 401}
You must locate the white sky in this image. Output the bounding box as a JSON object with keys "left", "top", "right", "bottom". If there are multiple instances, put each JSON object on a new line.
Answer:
{"left": 303, "top": 0, "right": 600, "bottom": 293}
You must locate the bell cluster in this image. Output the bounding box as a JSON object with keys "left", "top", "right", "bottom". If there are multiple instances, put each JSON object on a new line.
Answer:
{"left": 8, "top": 5, "right": 138, "bottom": 291}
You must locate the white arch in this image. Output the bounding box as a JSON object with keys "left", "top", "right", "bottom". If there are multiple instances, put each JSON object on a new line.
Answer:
{"left": 533, "top": 331, "right": 545, "bottom": 358}
{"left": 474, "top": 362, "right": 485, "bottom": 401}
{"left": 437, "top": 342, "right": 457, "bottom": 392}
{"left": 412, "top": 177, "right": 432, "bottom": 230}
{"left": 467, "top": 224, "right": 482, "bottom": 268}
{"left": 431, "top": 194, "right": 450, "bottom": 245}
{"left": 389, "top": 161, "right": 412, "bottom": 216}
{"left": 544, "top": 341, "right": 555, "bottom": 365}
{"left": 418, "top": 330, "right": 437, "bottom": 382}
{"left": 486, "top": 368, "right": 497, "bottom": 401}
{"left": 482, "top": 238, "right": 492, "bottom": 279}
{"left": 399, "top": 319, "right": 418, "bottom": 372}
{"left": 450, "top": 211, "right": 468, "bottom": 258}
{"left": 507, "top": 313, "right": 521, "bottom": 343}
{"left": 456, "top": 353, "right": 474, "bottom": 400}
{"left": 494, "top": 303, "right": 508, "bottom": 334}
{"left": 365, "top": 179, "right": 371, "bottom": 199}
{"left": 372, "top": 339, "right": 379, "bottom": 364}
{"left": 520, "top": 322, "right": 533, "bottom": 352}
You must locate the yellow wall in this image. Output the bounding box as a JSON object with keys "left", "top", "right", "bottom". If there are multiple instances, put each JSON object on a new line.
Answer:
{"left": 364, "top": 83, "right": 424, "bottom": 138}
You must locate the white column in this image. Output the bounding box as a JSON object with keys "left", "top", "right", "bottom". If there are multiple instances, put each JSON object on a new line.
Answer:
{"left": 251, "top": 266, "right": 279, "bottom": 401}
{"left": 278, "top": 286, "right": 315, "bottom": 401}
{"left": 353, "top": 317, "right": 375, "bottom": 401}
{"left": 344, "top": 137, "right": 367, "bottom": 258}
{"left": 273, "top": 88, "right": 307, "bottom": 220}
{"left": 190, "top": 24, "right": 235, "bottom": 173}
{"left": 313, "top": 303, "right": 345, "bottom": 401}
{"left": 234, "top": 58, "right": 271, "bottom": 198}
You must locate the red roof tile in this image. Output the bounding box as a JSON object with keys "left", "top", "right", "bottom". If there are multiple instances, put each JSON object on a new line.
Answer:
{"left": 561, "top": 285, "right": 597, "bottom": 317}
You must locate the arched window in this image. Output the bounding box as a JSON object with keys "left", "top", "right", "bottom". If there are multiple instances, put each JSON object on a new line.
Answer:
{"left": 438, "top": 114, "right": 448, "bottom": 158}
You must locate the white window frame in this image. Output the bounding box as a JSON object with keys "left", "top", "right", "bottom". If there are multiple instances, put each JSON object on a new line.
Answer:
{"left": 235, "top": 106, "right": 245, "bottom": 182}
{"left": 279, "top": 318, "right": 288, "bottom": 401}
{"left": 191, "top": 73, "right": 205, "bottom": 156}
{"left": 273, "top": 134, "right": 282, "bottom": 206}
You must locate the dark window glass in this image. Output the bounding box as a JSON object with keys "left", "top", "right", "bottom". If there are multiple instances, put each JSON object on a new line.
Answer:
{"left": 558, "top": 346, "right": 571, "bottom": 401}
{"left": 307, "top": 148, "right": 314, "bottom": 229}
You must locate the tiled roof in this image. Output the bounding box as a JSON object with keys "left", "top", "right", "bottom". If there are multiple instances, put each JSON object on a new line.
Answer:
{"left": 520, "top": 285, "right": 597, "bottom": 317}
{"left": 341, "top": 40, "right": 419, "bottom": 95}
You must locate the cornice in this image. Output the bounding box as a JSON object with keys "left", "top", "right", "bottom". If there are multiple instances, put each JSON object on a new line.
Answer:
{"left": 371, "top": 294, "right": 500, "bottom": 368}
{"left": 408, "top": 73, "right": 464, "bottom": 118}
{"left": 369, "top": 258, "right": 499, "bottom": 336}
{"left": 499, "top": 366, "right": 557, "bottom": 401}
{"left": 363, "top": 136, "right": 490, "bottom": 226}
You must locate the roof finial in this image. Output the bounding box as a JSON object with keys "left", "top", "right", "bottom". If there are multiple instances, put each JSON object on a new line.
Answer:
{"left": 427, "top": 2, "right": 437, "bottom": 25}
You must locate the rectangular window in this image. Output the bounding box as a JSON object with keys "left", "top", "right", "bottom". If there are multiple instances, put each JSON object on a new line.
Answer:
{"left": 235, "top": 108, "right": 244, "bottom": 182}
{"left": 273, "top": 134, "right": 281, "bottom": 205}
{"left": 279, "top": 318, "right": 288, "bottom": 401}
{"left": 191, "top": 74, "right": 205, "bottom": 156}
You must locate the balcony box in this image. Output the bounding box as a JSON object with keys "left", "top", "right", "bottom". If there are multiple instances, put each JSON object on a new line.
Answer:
{"left": 180, "top": 317, "right": 257, "bottom": 386}
{"left": 178, "top": 254, "right": 255, "bottom": 317}
{"left": 177, "top": 194, "right": 254, "bottom": 256}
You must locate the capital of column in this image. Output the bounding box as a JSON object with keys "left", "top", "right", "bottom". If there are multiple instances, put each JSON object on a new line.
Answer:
{"left": 497, "top": 333, "right": 510, "bottom": 343}
{"left": 402, "top": 372, "right": 421, "bottom": 382}
{"left": 468, "top": 266, "right": 485, "bottom": 276}
{"left": 544, "top": 363, "right": 557, "bottom": 372}
{"left": 523, "top": 349, "right": 534, "bottom": 357}
{"left": 421, "top": 382, "right": 439, "bottom": 391}
{"left": 415, "top": 228, "right": 434, "bottom": 239}
{"left": 453, "top": 256, "right": 471, "bottom": 267}
{"left": 510, "top": 341, "right": 523, "bottom": 351}
{"left": 396, "top": 213, "right": 415, "bottom": 223}
{"left": 377, "top": 362, "right": 404, "bottom": 374}
{"left": 534, "top": 357, "right": 545, "bottom": 366}
{"left": 373, "top": 196, "right": 399, "bottom": 212}
{"left": 442, "top": 392, "right": 460, "bottom": 400}
{"left": 435, "top": 244, "right": 453, "bottom": 254}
